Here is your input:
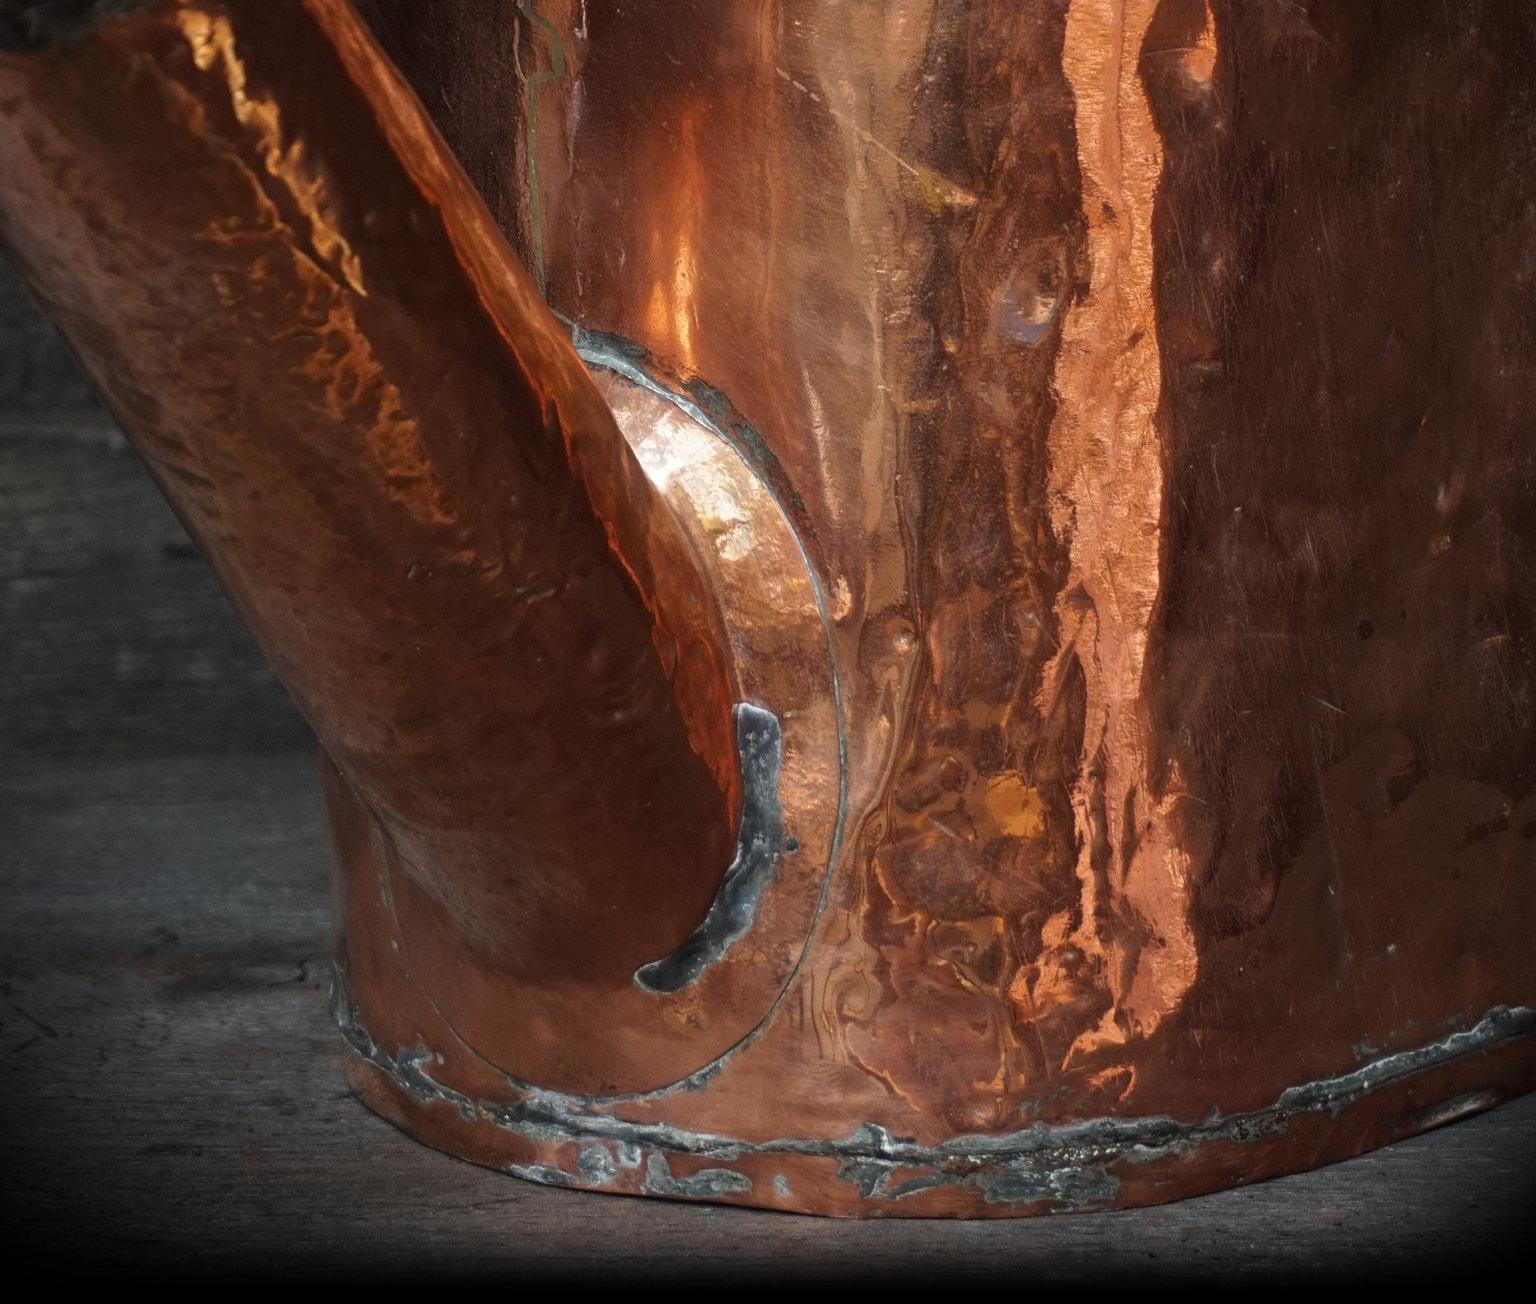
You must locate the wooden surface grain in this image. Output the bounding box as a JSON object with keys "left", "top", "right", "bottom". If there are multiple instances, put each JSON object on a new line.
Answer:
{"left": 1, "top": 414, "right": 1533, "bottom": 1278}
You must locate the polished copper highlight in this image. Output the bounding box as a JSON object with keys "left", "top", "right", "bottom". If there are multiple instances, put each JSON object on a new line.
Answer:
{"left": 2, "top": 0, "right": 1534, "bottom": 1216}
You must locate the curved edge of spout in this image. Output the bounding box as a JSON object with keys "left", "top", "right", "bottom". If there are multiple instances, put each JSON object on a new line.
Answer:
{"left": 0, "top": 0, "right": 747, "bottom": 987}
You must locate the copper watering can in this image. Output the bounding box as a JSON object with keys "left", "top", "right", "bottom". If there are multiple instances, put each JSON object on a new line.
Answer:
{"left": 2, "top": 0, "right": 1534, "bottom": 1217}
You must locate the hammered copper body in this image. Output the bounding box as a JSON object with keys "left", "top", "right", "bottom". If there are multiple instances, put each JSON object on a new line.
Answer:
{"left": 1, "top": 0, "right": 1533, "bottom": 1217}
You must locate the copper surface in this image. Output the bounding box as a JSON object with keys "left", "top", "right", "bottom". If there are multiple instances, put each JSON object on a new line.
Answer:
{"left": 3, "top": 0, "right": 1535, "bottom": 1216}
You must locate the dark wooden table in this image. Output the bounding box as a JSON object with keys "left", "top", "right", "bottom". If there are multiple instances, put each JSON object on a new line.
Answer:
{"left": 2, "top": 415, "right": 1532, "bottom": 1280}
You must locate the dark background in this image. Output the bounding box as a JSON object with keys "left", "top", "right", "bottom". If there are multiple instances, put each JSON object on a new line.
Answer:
{"left": 2, "top": 251, "right": 1533, "bottom": 1280}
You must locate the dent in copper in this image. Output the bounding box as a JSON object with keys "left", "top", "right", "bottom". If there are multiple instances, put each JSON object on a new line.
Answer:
{"left": 2, "top": 0, "right": 1534, "bottom": 1216}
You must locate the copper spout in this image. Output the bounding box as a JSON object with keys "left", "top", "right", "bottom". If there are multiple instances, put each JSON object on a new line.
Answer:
{"left": 0, "top": 0, "right": 741, "bottom": 982}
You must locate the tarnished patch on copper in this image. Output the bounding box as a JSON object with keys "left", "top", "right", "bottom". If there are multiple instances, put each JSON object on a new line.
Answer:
{"left": 634, "top": 701, "right": 784, "bottom": 994}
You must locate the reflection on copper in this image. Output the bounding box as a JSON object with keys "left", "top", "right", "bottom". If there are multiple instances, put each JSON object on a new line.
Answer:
{"left": 642, "top": 106, "right": 703, "bottom": 372}
{"left": 2, "top": 0, "right": 1534, "bottom": 1216}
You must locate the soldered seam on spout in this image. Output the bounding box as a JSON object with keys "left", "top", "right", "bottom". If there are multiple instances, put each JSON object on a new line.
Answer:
{"left": 633, "top": 701, "right": 785, "bottom": 994}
